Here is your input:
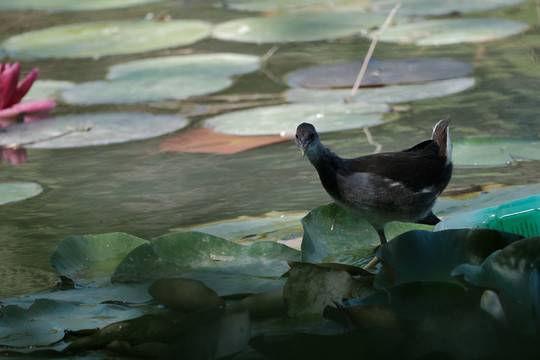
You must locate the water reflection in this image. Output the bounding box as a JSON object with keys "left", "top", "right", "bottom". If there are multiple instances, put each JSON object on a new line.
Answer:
{"left": 0, "top": 1, "right": 539, "bottom": 299}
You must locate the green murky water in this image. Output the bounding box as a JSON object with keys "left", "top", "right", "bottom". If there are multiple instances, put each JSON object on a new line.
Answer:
{"left": 0, "top": 1, "right": 539, "bottom": 298}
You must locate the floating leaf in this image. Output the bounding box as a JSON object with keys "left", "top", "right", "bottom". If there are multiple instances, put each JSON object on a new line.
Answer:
{"left": 285, "top": 78, "right": 475, "bottom": 103}
{"left": 286, "top": 58, "right": 473, "bottom": 89}
{"left": 0, "top": 298, "right": 154, "bottom": 348}
{"left": 23, "top": 80, "right": 75, "bottom": 101}
{"left": 0, "top": 113, "right": 188, "bottom": 149}
{"left": 452, "top": 136, "right": 540, "bottom": 167}
{"left": 212, "top": 12, "right": 385, "bottom": 43}
{"left": 113, "top": 232, "right": 301, "bottom": 295}
{"left": 159, "top": 127, "right": 289, "bottom": 155}
{"left": 0, "top": 181, "right": 42, "bottom": 205}
{"left": 62, "top": 75, "right": 232, "bottom": 105}
{"left": 107, "top": 53, "right": 261, "bottom": 80}
{"left": 1, "top": 20, "right": 211, "bottom": 59}
{"left": 371, "top": 0, "right": 530, "bottom": 16}
{"left": 219, "top": 0, "right": 348, "bottom": 12}
{"left": 0, "top": 0, "right": 163, "bottom": 11}
{"left": 50, "top": 232, "right": 148, "bottom": 286}
{"left": 301, "top": 203, "right": 431, "bottom": 266}
{"left": 375, "top": 229, "right": 522, "bottom": 288}
{"left": 205, "top": 102, "right": 395, "bottom": 136}
{"left": 172, "top": 209, "right": 305, "bottom": 244}
{"left": 373, "top": 18, "right": 530, "bottom": 46}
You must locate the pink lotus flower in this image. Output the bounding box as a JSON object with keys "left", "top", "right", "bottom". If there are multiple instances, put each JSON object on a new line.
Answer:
{"left": 0, "top": 62, "right": 56, "bottom": 165}
{"left": 0, "top": 62, "right": 56, "bottom": 126}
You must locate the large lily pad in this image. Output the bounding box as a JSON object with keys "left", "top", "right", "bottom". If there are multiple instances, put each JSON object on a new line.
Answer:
{"left": 172, "top": 210, "right": 305, "bottom": 244}
{"left": 219, "top": 0, "right": 353, "bottom": 12}
{"left": 0, "top": 181, "right": 42, "bottom": 205}
{"left": 0, "top": 113, "right": 188, "bottom": 149}
{"left": 107, "top": 53, "right": 261, "bottom": 80}
{"left": 286, "top": 59, "right": 473, "bottom": 89}
{"left": 113, "top": 232, "right": 301, "bottom": 295}
{"left": 50, "top": 232, "right": 149, "bottom": 286}
{"left": 285, "top": 78, "right": 475, "bottom": 104}
{"left": 61, "top": 75, "right": 232, "bottom": 105}
{"left": 212, "top": 12, "right": 385, "bottom": 43}
{"left": 24, "top": 80, "right": 75, "bottom": 101}
{"left": 452, "top": 136, "right": 540, "bottom": 167}
{"left": 205, "top": 102, "right": 395, "bottom": 136}
{"left": 371, "top": 0, "right": 529, "bottom": 16}
{"left": 1, "top": 20, "right": 212, "bottom": 59}
{"left": 0, "top": 0, "right": 163, "bottom": 11}
{"left": 373, "top": 18, "right": 530, "bottom": 46}
{"left": 301, "top": 203, "right": 433, "bottom": 266}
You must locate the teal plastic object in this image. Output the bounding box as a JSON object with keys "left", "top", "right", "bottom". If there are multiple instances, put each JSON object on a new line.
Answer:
{"left": 434, "top": 195, "right": 540, "bottom": 237}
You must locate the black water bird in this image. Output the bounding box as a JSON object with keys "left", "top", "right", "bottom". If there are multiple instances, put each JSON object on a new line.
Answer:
{"left": 296, "top": 119, "right": 452, "bottom": 245}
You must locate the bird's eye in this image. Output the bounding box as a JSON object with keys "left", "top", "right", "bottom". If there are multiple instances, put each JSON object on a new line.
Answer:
{"left": 295, "top": 134, "right": 298, "bottom": 139}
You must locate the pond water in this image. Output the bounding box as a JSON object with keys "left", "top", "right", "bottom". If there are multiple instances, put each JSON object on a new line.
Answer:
{"left": 0, "top": 1, "right": 539, "bottom": 299}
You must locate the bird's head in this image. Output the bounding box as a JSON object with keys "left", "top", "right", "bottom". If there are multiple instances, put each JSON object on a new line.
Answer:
{"left": 295, "top": 122, "right": 319, "bottom": 157}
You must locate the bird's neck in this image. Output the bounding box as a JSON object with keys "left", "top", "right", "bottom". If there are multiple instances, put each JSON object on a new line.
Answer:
{"left": 306, "top": 142, "right": 342, "bottom": 199}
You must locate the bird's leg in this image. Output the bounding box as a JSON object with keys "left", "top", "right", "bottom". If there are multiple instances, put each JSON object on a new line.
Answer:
{"left": 363, "top": 230, "right": 386, "bottom": 270}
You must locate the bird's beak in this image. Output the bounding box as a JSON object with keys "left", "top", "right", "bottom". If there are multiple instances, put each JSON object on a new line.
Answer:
{"left": 300, "top": 138, "right": 307, "bottom": 157}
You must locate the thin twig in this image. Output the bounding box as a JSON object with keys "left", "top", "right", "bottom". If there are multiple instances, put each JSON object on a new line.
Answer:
{"left": 261, "top": 45, "right": 279, "bottom": 63}
{"left": 346, "top": 2, "right": 401, "bottom": 103}
{"left": 363, "top": 127, "right": 382, "bottom": 154}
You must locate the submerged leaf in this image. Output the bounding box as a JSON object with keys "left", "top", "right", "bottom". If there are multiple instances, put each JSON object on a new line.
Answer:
{"left": 159, "top": 127, "right": 288, "bottom": 155}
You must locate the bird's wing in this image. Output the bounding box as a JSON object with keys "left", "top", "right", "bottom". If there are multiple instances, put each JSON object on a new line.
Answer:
{"left": 339, "top": 140, "right": 448, "bottom": 192}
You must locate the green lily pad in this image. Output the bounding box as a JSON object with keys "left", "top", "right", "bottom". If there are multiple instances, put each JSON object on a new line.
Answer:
{"left": 24, "top": 80, "right": 75, "bottom": 101}
{"left": 219, "top": 0, "right": 347, "bottom": 12}
{"left": 0, "top": 0, "right": 163, "bottom": 11}
{"left": 0, "top": 181, "right": 43, "bottom": 205}
{"left": 0, "top": 113, "right": 188, "bottom": 149}
{"left": 452, "top": 136, "right": 540, "bottom": 167}
{"left": 171, "top": 210, "right": 306, "bottom": 244}
{"left": 212, "top": 12, "right": 386, "bottom": 43}
{"left": 373, "top": 18, "right": 530, "bottom": 46}
{"left": 375, "top": 229, "right": 522, "bottom": 288}
{"left": 286, "top": 59, "right": 473, "bottom": 89}
{"left": 50, "top": 232, "right": 149, "bottom": 286}
{"left": 61, "top": 75, "right": 232, "bottom": 105}
{"left": 285, "top": 78, "right": 475, "bottom": 104}
{"left": 372, "top": 0, "right": 529, "bottom": 16}
{"left": 1, "top": 20, "right": 211, "bottom": 59}
{"left": 107, "top": 53, "right": 261, "bottom": 80}
{"left": 205, "top": 102, "right": 395, "bottom": 136}
{"left": 301, "top": 203, "right": 433, "bottom": 266}
{"left": 113, "top": 232, "right": 301, "bottom": 295}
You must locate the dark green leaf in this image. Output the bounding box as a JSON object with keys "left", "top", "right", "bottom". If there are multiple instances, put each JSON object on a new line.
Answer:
{"left": 50, "top": 232, "right": 148, "bottom": 286}
{"left": 375, "top": 229, "right": 522, "bottom": 287}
